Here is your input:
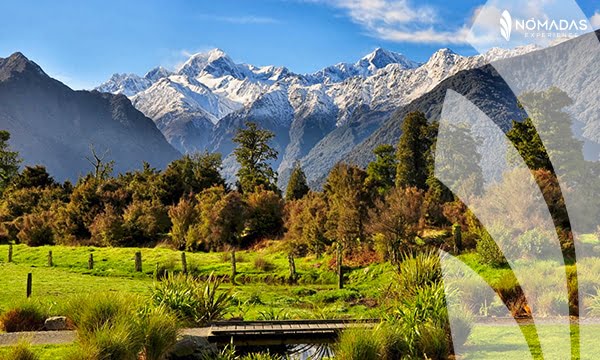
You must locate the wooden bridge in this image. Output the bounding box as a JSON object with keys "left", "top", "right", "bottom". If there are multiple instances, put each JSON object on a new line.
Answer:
{"left": 202, "top": 319, "right": 380, "bottom": 346}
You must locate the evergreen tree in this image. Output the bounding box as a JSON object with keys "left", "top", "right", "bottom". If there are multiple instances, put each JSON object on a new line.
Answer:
{"left": 0, "top": 130, "right": 21, "bottom": 192}
{"left": 233, "top": 121, "right": 278, "bottom": 193}
{"left": 396, "top": 112, "right": 432, "bottom": 190}
{"left": 160, "top": 152, "right": 225, "bottom": 204}
{"left": 507, "top": 117, "right": 552, "bottom": 171}
{"left": 285, "top": 163, "right": 309, "bottom": 200}
{"left": 324, "top": 163, "right": 371, "bottom": 288}
{"left": 13, "top": 165, "right": 55, "bottom": 189}
{"left": 366, "top": 144, "right": 397, "bottom": 195}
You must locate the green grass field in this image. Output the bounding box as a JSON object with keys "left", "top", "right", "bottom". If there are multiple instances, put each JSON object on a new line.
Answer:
{"left": 0, "top": 244, "right": 392, "bottom": 320}
{"left": 0, "top": 344, "right": 75, "bottom": 359}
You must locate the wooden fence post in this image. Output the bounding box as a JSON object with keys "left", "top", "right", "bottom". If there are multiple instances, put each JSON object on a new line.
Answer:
{"left": 47, "top": 251, "right": 53, "bottom": 267}
{"left": 337, "top": 244, "right": 344, "bottom": 290}
{"left": 26, "top": 273, "right": 32, "bottom": 298}
{"left": 231, "top": 249, "right": 237, "bottom": 284}
{"left": 181, "top": 252, "right": 187, "bottom": 274}
{"left": 288, "top": 254, "right": 297, "bottom": 283}
{"left": 135, "top": 251, "right": 142, "bottom": 272}
{"left": 8, "top": 244, "right": 12, "bottom": 263}
{"left": 88, "top": 254, "right": 94, "bottom": 270}
{"left": 453, "top": 223, "right": 462, "bottom": 254}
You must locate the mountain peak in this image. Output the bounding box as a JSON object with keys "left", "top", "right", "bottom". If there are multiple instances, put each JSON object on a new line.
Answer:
{"left": 358, "top": 47, "right": 419, "bottom": 71}
{"left": 178, "top": 48, "right": 243, "bottom": 79}
{"left": 144, "top": 66, "right": 172, "bottom": 82}
{"left": 425, "top": 48, "right": 462, "bottom": 68}
{"left": 0, "top": 52, "right": 47, "bottom": 81}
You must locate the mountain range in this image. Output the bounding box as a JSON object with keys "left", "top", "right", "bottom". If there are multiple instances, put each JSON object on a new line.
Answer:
{"left": 3, "top": 31, "right": 599, "bottom": 188}
{"left": 96, "top": 45, "right": 539, "bottom": 187}
{"left": 0, "top": 52, "right": 179, "bottom": 181}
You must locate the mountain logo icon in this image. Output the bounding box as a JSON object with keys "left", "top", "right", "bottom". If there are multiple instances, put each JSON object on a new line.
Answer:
{"left": 500, "top": 10, "right": 512, "bottom": 41}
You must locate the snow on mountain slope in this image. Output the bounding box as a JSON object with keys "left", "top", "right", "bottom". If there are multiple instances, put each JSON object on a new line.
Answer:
{"left": 96, "top": 73, "right": 153, "bottom": 96}
{"left": 96, "top": 45, "right": 539, "bottom": 184}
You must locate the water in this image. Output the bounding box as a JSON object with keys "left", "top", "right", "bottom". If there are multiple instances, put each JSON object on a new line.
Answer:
{"left": 235, "top": 344, "right": 334, "bottom": 359}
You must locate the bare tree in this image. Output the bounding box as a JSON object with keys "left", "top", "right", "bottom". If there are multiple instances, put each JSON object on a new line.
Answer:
{"left": 85, "top": 144, "right": 114, "bottom": 180}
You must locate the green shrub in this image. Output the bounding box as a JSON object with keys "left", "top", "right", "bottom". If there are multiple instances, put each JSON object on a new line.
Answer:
{"left": 0, "top": 301, "right": 47, "bottom": 332}
{"left": 517, "top": 229, "right": 554, "bottom": 259}
{"left": 447, "top": 305, "right": 474, "bottom": 350}
{"left": 375, "top": 324, "right": 408, "bottom": 360}
{"left": 79, "top": 320, "right": 141, "bottom": 360}
{"left": 336, "top": 328, "right": 380, "bottom": 360}
{"left": 418, "top": 323, "right": 449, "bottom": 359}
{"left": 151, "top": 273, "right": 198, "bottom": 323}
{"left": 396, "top": 250, "right": 441, "bottom": 295}
{"left": 476, "top": 230, "right": 507, "bottom": 267}
{"left": 151, "top": 272, "right": 231, "bottom": 325}
{"left": 65, "top": 292, "right": 180, "bottom": 360}
{"left": 65, "top": 293, "right": 137, "bottom": 335}
{"left": 138, "top": 306, "right": 179, "bottom": 360}
{"left": 5, "top": 341, "right": 39, "bottom": 360}
{"left": 16, "top": 211, "right": 55, "bottom": 246}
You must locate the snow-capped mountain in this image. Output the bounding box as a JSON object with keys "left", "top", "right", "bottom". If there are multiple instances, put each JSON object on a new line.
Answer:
{"left": 95, "top": 45, "right": 539, "bottom": 186}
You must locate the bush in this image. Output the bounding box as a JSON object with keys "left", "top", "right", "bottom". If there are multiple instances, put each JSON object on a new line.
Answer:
{"left": 78, "top": 320, "right": 141, "bottom": 360}
{"left": 253, "top": 256, "right": 274, "bottom": 272}
{"left": 418, "top": 323, "right": 449, "bottom": 359}
{"left": 66, "top": 293, "right": 137, "bottom": 335}
{"left": 336, "top": 328, "right": 380, "bottom": 360}
{"left": 138, "top": 306, "right": 179, "bottom": 360}
{"left": 89, "top": 205, "right": 124, "bottom": 247}
{"left": 151, "top": 272, "right": 232, "bottom": 325}
{"left": 376, "top": 324, "right": 409, "bottom": 360}
{"left": 517, "top": 229, "right": 555, "bottom": 259}
{"left": 5, "top": 341, "right": 39, "bottom": 360}
{"left": 65, "top": 292, "right": 179, "bottom": 360}
{"left": 16, "top": 211, "right": 55, "bottom": 246}
{"left": 396, "top": 250, "right": 441, "bottom": 295}
{"left": 0, "top": 301, "right": 47, "bottom": 332}
{"left": 476, "top": 230, "right": 507, "bottom": 267}
{"left": 65, "top": 292, "right": 142, "bottom": 360}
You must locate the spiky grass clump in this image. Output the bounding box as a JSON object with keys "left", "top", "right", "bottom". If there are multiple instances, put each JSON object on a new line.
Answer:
{"left": 5, "top": 341, "right": 39, "bottom": 360}
{"left": 335, "top": 328, "right": 381, "bottom": 360}
{"left": 0, "top": 301, "right": 47, "bottom": 332}
{"left": 151, "top": 272, "right": 231, "bottom": 325}
{"left": 64, "top": 292, "right": 180, "bottom": 360}
{"left": 138, "top": 305, "right": 180, "bottom": 360}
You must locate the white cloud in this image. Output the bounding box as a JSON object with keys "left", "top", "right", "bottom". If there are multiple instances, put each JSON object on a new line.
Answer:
{"left": 313, "top": 0, "right": 471, "bottom": 44}
{"left": 591, "top": 11, "right": 600, "bottom": 29}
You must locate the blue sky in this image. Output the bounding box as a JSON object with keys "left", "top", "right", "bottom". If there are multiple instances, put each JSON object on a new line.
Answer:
{"left": 0, "top": 0, "right": 598, "bottom": 89}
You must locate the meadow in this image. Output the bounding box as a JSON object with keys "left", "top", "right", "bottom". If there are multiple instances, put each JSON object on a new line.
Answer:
{"left": 0, "top": 244, "right": 392, "bottom": 321}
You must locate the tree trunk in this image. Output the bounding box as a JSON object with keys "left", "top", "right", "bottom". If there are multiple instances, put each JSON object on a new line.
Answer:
{"left": 230, "top": 249, "right": 237, "bottom": 284}
{"left": 337, "top": 243, "right": 344, "bottom": 289}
